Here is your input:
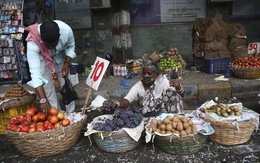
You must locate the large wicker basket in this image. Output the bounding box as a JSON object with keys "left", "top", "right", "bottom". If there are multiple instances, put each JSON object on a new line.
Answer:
{"left": 155, "top": 133, "right": 207, "bottom": 155}
{"left": 199, "top": 115, "right": 258, "bottom": 145}
{"left": 232, "top": 67, "right": 260, "bottom": 79}
{"left": 5, "top": 119, "right": 85, "bottom": 157}
{"left": 92, "top": 129, "right": 141, "bottom": 153}
{"left": 0, "top": 94, "right": 36, "bottom": 109}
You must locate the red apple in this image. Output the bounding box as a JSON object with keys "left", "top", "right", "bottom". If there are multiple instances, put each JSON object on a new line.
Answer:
{"left": 37, "top": 112, "right": 46, "bottom": 122}
{"left": 32, "top": 114, "right": 38, "bottom": 122}
{"left": 57, "top": 112, "right": 65, "bottom": 121}
{"left": 28, "top": 127, "right": 36, "bottom": 133}
{"left": 49, "top": 115, "right": 59, "bottom": 125}
{"left": 61, "top": 118, "right": 70, "bottom": 127}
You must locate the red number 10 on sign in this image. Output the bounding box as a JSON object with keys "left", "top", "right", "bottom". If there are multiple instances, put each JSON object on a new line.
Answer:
{"left": 90, "top": 61, "right": 104, "bottom": 82}
{"left": 86, "top": 57, "right": 109, "bottom": 91}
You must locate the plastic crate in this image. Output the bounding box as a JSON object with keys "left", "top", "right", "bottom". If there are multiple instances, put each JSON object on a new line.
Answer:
{"left": 0, "top": 102, "right": 34, "bottom": 134}
{"left": 200, "top": 58, "right": 232, "bottom": 74}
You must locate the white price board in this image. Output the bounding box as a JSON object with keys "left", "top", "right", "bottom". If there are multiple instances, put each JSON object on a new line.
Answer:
{"left": 248, "top": 42, "right": 260, "bottom": 55}
{"left": 86, "top": 57, "right": 110, "bottom": 91}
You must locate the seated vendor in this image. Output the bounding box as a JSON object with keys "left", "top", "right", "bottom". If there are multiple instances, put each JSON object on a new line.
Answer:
{"left": 103, "top": 60, "right": 184, "bottom": 118}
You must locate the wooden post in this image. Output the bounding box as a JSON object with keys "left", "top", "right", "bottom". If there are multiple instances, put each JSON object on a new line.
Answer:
{"left": 81, "top": 82, "right": 93, "bottom": 115}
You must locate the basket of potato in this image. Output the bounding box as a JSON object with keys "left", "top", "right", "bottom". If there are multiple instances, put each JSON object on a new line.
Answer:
{"left": 148, "top": 113, "right": 207, "bottom": 155}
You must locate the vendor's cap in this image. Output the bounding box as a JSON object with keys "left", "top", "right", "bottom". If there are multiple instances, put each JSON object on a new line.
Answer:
{"left": 40, "top": 20, "right": 60, "bottom": 43}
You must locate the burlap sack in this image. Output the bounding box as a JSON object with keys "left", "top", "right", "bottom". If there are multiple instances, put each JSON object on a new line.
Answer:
{"left": 231, "top": 46, "right": 248, "bottom": 60}
{"left": 204, "top": 50, "right": 231, "bottom": 59}
{"left": 199, "top": 40, "right": 228, "bottom": 51}
{"left": 228, "top": 37, "right": 248, "bottom": 50}
{"left": 194, "top": 18, "right": 227, "bottom": 41}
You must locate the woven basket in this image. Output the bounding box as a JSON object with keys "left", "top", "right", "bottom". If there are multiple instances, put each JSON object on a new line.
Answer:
{"left": 92, "top": 129, "right": 141, "bottom": 153}
{"left": 199, "top": 115, "right": 258, "bottom": 145}
{"left": 232, "top": 67, "right": 260, "bottom": 79}
{"left": 5, "top": 119, "right": 85, "bottom": 157}
{"left": 155, "top": 133, "right": 207, "bottom": 155}
{"left": 1, "top": 94, "right": 36, "bottom": 109}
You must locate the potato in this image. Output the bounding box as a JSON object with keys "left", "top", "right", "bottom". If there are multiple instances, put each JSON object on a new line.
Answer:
{"left": 160, "top": 130, "right": 166, "bottom": 134}
{"left": 185, "top": 127, "right": 192, "bottom": 135}
{"left": 180, "top": 130, "right": 187, "bottom": 137}
{"left": 163, "top": 118, "right": 171, "bottom": 124}
{"left": 176, "top": 123, "right": 183, "bottom": 131}
{"left": 171, "top": 121, "right": 177, "bottom": 129}
{"left": 157, "top": 120, "right": 162, "bottom": 126}
{"left": 180, "top": 117, "right": 189, "bottom": 123}
{"left": 192, "top": 125, "right": 197, "bottom": 133}
{"left": 151, "top": 125, "right": 157, "bottom": 132}
{"left": 188, "top": 120, "right": 194, "bottom": 126}
{"left": 160, "top": 124, "right": 166, "bottom": 130}
{"left": 183, "top": 122, "right": 189, "bottom": 129}
{"left": 173, "top": 114, "right": 179, "bottom": 121}
{"left": 166, "top": 130, "right": 172, "bottom": 134}
{"left": 172, "top": 130, "right": 180, "bottom": 135}
{"left": 155, "top": 128, "right": 161, "bottom": 133}
{"left": 166, "top": 115, "right": 172, "bottom": 121}
{"left": 166, "top": 124, "right": 173, "bottom": 131}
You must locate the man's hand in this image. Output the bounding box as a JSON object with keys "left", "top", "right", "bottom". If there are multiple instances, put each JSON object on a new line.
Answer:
{"left": 61, "top": 63, "right": 69, "bottom": 77}
{"left": 40, "top": 102, "right": 51, "bottom": 116}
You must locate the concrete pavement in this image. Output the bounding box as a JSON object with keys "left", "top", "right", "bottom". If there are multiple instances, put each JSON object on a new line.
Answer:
{"left": 0, "top": 68, "right": 259, "bottom": 112}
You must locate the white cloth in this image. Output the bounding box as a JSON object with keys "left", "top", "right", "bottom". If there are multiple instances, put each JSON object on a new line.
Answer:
{"left": 124, "top": 74, "right": 172, "bottom": 103}
{"left": 41, "top": 61, "right": 75, "bottom": 112}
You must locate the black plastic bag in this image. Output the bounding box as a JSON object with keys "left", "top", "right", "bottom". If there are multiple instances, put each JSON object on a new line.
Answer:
{"left": 60, "top": 76, "right": 78, "bottom": 105}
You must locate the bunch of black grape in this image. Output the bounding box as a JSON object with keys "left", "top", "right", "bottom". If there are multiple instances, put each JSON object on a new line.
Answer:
{"left": 93, "top": 107, "right": 142, "bottom": 132}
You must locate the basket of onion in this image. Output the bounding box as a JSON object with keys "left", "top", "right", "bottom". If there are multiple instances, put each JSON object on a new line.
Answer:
{"left": 5, "top": 107, "right": 87, "bottom": 157}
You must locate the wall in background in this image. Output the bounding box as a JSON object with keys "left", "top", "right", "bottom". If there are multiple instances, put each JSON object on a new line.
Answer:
{"left": 71, "top": 1, "right": 260, "bottom": 68}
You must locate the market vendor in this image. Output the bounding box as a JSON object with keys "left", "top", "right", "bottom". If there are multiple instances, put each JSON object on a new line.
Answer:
{"left": 25, "top": 20, "right": 76, "bottom": 114}
{"left": 103, "top": 60, "right": 184, "bottom": 117}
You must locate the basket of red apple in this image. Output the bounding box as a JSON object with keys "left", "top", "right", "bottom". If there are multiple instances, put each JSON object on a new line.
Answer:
{"left": 231, "top": 56, "right": 260, "bottom": 79}
{"left": 5, "top": 107, "right": 87, "bottom": 157}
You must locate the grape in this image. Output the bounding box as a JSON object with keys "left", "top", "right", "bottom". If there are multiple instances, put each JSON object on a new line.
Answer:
{"left": 93, "top": 122, "right": 106, "bottom": 131}
{"left": 93, "top": 107, "right": 143, "bottom": 132}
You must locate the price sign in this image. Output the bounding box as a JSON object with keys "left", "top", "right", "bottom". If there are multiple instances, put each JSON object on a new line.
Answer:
{"left": 248, "top": 42, "right": 260, "bottom": 55}
{"left": 86, "top": 57, "right": 109, "bottom": 90}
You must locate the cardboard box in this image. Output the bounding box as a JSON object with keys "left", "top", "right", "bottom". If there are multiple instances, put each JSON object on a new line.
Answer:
{"left": 148, "top": 51, "right": 161, "bottom": 62}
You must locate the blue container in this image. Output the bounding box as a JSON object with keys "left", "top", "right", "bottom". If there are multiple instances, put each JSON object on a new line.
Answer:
{"left": 70, "top": 63, "right": 78, "bottom": 75}
{"left": 200, "top": 58, "right": 232, "bottom": 74}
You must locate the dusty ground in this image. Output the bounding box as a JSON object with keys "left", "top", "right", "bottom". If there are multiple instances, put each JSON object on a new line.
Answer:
{"left": 0, "top": 69, "right": 260, "bottom": 162}
{"left": 0, "top": 126, "right": 260, "bottom": 163}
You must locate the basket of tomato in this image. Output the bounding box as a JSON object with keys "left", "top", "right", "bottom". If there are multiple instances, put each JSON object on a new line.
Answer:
{"left": 5, "top": 107, "right": 86, "bottom": 157}
{"left": 231, "top": 56, "right": 260, "bottom": 79}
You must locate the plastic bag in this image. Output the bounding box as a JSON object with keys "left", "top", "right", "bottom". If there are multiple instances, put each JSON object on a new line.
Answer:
{"left": 60, "top": 76, "right": 78, "bottom": 105}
